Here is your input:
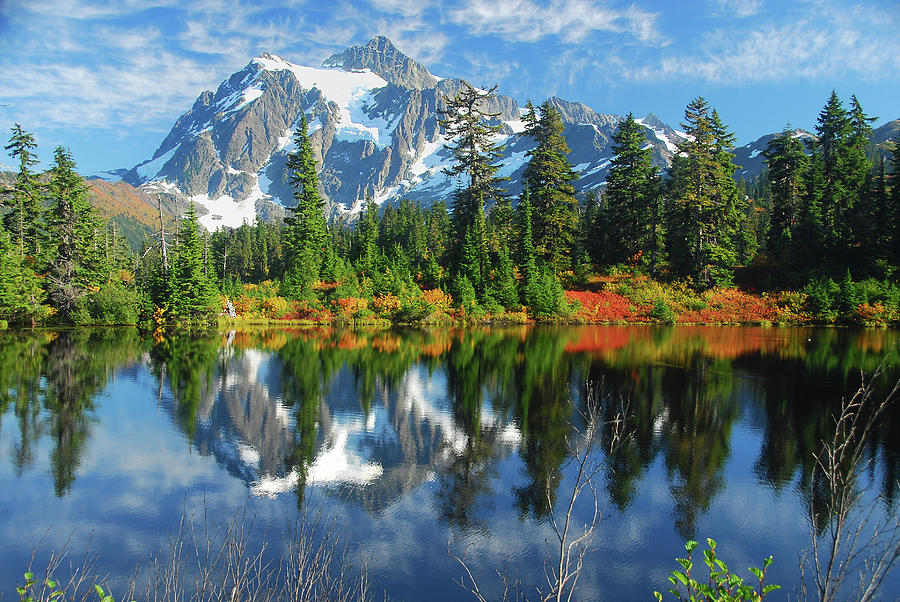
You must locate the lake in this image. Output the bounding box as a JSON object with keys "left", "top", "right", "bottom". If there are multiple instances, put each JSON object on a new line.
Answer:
{"left": 1, "top": 325, "right": 898, "bottom": 600}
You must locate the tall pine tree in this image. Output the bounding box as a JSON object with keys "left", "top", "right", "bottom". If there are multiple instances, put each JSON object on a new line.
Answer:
{"left": 45, "top": 146, "right": 103, "bottom": 318}
{"left": 439, "top": 82, "right": 506, "bottom": 292}
{"left": 605, "top": 112, "right": 660, "bottom": 268}
{"left": 666, "top": 98, "right": 743, "bottom": 287}
{"left": 283, "top": 112, "right": 330, "bottom": 297}
{"left": 522, "top": 100, "right": 579, "bottom": 275}
{"left": 167, "top": 202, "right": 220, "bottom": 319}
{"left": 764, "top": 125, "right": 809, "bottom": 273}
{"left": 4, "top": 124, "right": 44, "bottom": 261}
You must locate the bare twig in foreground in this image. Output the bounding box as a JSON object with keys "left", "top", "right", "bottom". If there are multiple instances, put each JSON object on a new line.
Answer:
{"left": 804, "top": 367, "right": 900, "bottom": 602}
{"left": 451, "top": 383, "right": 631, "bottom": 602}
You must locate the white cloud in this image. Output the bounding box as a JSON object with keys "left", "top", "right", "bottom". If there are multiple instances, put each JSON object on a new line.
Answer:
{"left": 446, "top": 0, "right": 665, "bottom": 45}
{"left": 711, "top": 0, "right": 764, "bottom": 18}
{"left": 368, "top": 0, "right": 433, "bottom": 18}
{"left": 617, "top": 1, "right": 899, "bottom": 84}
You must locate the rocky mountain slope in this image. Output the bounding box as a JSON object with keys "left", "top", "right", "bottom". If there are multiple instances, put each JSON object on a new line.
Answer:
{"left": 115, "top": 37, "right": 684, "bottom": 230}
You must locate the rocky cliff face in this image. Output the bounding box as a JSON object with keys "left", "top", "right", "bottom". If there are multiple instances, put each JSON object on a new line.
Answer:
{"left": 122, "top": 37, "right": 687, "bottom": 230}
{"left": 322, "top": 35, "right": 439, "bottom": 90}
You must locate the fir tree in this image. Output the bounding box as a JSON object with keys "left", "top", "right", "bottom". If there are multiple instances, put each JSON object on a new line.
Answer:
{"left": 813, "top": 91, "right": 853, "bottom": 255}
{"left": 666, "top": 98, "right": 743, "bottom": 287}
{"left": 45, "top": 146, "right": 102, "bottom": 318}
{"left": 439, "top": 82, "right": 506, "bottom": 291}
{"left": 522, "top": 100, "right": 579, "bottom": 275}
{"left": 605, "top": 112, "right": 659, "bottom": 266}
{"left": 283, "top": 112, "right": 329, "bottom": 296}
{"left": 764, "top": 125, "right": 809, "bottom": 271}
{"left": 4, "top": 124, "right": 44, "bottom": 261}
{"left": 0, "top": 226, "right": 45, "bottom": 325}
{"left": 356, "top": 196, "right": 379, "bottom": 273}
{"left": 891, "top": 138, "right": 900, "bottom": 266}
{"left": 515, "top": 186, "right": 538, "bottom": 302}
{"left": 167, "top": 202, "right": 220, "bottom": 319}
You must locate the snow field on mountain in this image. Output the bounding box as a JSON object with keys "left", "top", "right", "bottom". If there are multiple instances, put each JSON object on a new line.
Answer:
{"left": 253, "top": 54, "right": 397, "bottom": 149}
{"left": 136, "top": 144, "right": 179, "bottom": 181}
{"left": 194, "top": 182, "right": 263, "bottom": 230}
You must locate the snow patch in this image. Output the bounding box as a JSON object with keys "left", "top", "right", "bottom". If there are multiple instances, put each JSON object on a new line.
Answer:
{"left": 749, "top": 149, "right": 761, "bottom": 159}
{"left": 636, "top": 118, "right": 678, "bottom": 153}
{"left": 193, "top": 183, "right": 262, "bottom": 231}
{"left": 307, "top": 425, "right": 383, "bottom": 485}
{"left": 238, "top": 85, "right": 263, "bottom": 109}
{"left": 251, "top": 472, "right": 298, "bottom": 497}
{"left": 237, "top": 443, "right": 260, "bottom": 469}
{"left": 136, "top": 144, "right": 179, "bottom": 181}
{"left": 495, "top": 150, "right": 529, "bottom": 179}
{"left": 253, "top": 54, "right": 394, "bottom": 149}
{"left": 504, "top": 119, "right": 527, "bottom": 134}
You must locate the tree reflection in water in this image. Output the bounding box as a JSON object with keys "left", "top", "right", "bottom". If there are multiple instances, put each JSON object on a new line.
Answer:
{"left": 1, "top": 324, "right": 898, "bottom": 546}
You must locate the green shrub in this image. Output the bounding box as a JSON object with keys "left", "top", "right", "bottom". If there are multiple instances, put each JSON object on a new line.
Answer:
{"left": 526, "top": 266, "right": 566, "bottom": 318}
{"left": 654, "top": 538, "right": 780, "bottom": 601}
{"left": 480, "top": 293, "right": 505, "bottom": 316}
{"left": 803, "top": 277, "right": 838, "bottom": 321}
{"left": 651, "top": 298, "right": 677, "bottom": 325}
{"left": 451, "top": 273, "right": 479, "bottom": 314}
{"left": 90, "top": 282, "right": 140, "bottom": 325}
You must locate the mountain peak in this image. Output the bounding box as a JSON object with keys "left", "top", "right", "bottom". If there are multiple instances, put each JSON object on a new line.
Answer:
{"left": 323, "top": 36, "right": 438, "bottom": 90}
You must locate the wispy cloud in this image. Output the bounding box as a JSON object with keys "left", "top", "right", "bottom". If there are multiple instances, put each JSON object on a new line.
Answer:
{"left": 446, "top": 0, "right": 665, "bottom": 45}
{"left": 617, "top": 1, "right": 898, "bottom": 83}
{"left": 710, "top": 0, "right": 764, "bottom": 18}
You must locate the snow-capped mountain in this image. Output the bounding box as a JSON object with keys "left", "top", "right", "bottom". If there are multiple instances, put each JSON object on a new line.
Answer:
{"left": 121, "top": 36, "right": 683, "bottom": 230}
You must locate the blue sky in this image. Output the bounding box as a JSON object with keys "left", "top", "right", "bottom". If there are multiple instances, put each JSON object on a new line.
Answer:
{"left": 0, "top": 0, "right": 897, "bottom": 175}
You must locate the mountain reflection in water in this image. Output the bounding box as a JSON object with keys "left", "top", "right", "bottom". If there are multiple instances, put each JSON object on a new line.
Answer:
{"left": 0, "top": 325, "right": 898, "bottom": 600}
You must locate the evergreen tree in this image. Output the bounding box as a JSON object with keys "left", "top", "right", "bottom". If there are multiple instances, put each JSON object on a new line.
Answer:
{"left": 167, "top": 202, "right": 220, "bottom": 319}
{"left": 0, "top": 226, "right": 45, "bottom": 325}
{"left": 356, "top": 196, "right": 380, "bottom": 273}
{"left": 891, "top": 138, "right": 900, "bottom": 266}
{"left": 439, "top": 82, "right": 506, "bottom": 291}
{"left": 605, "top": 112, "right": 659, "bottom": 266}
{"left": 283, "top": 112, "right": 329, "bottom": 296}
{"left": 515, "top": 186, "right": 538, "bottom": 302}
{"left": 813, "top": 91, "right": 853, "bottom": 256}
{"left": 764, "top": 125, "right": 809, "bottom": 271}
{"left": 423, "top": 200, "right": 451, "bottom": 288}
{"left": 45, "top": 146, "right": 103, "bottom": 318}
{"left": 487, "top": 196, "right": 519, "bottom": 309}
{"left": 522, "top": 100, "right": 579, "bottom": 275}
{"left": 666, "top": 98, "right": 743, "bottom": 287}
{"left": 3, "top": 124, "right": 44, "bottom": 261}
{"left": 796, "top": 146, "right": 827, "bottom": 274}
{"left": 844, "top": 95, "right": 877, "bottom": 272}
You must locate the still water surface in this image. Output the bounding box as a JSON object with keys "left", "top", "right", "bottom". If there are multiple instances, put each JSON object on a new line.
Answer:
{"left": 1, "top": 325, "right": 898, "bottom": 600}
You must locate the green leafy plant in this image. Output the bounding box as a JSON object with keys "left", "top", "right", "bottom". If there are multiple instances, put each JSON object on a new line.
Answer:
{"left": 16, "top": 571, "right": 63, "bottom": 602}
{"left": 654, "top": 538, "right": 780, "bottom": 601}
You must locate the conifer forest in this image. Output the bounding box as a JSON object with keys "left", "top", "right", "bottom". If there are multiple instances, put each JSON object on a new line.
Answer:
{"left": 2, "top": 89, "right": 899, "bottom": 329}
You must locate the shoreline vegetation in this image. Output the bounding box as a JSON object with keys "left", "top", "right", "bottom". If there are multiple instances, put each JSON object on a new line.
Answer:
{"left": 2, "top": 90, "right": 899, "bottom": 331}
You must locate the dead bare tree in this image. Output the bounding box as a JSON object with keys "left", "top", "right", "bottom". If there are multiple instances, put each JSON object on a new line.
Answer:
{"left": 802, "top": 367, "right": 900, "bottom": 602}
{"left": 451, "top": 383, "right": 630, "bottom": 602}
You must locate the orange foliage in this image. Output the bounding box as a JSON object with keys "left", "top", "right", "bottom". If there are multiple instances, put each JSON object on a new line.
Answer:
{"left": 565, "top": 290, "right": 641, "bottom": 322}
{"left": 422, "top": 288, "right": 453, "bottom": 313}
{"left": 372, "top": 293, "right": 403, "bottom": 316}
{"left": 678, "top": 288, "right": 777, "bottom": 325}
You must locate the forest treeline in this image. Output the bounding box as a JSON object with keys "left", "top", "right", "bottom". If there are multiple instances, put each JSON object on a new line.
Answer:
{"left": 1, "top": 88, "right": 899, "bottom": 327}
